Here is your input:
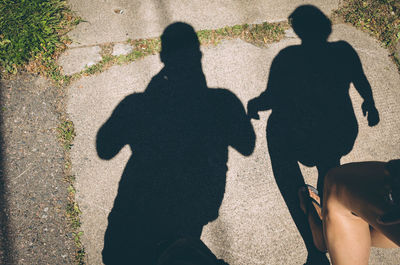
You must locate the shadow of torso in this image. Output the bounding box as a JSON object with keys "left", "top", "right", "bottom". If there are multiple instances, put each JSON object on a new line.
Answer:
{"left": 267, "top": 41, "right": 359, "bottom": 166}
{"left": 97, "top": 69, "right": 254, "bottom": 264}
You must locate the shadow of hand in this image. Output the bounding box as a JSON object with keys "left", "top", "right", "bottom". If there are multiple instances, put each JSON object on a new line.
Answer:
{"left": 247, "top": 98, "right": 260, "bottom": 120}
{"left": 362, "top": 101, "right": 380, "bottom": 127}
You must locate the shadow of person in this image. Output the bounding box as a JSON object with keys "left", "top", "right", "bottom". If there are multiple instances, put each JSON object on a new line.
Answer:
{"left": 97, "top": 22, "right": 255, "bottom": 265}
{"left": 247, "top": 5, "right": 379, "bottom": 265}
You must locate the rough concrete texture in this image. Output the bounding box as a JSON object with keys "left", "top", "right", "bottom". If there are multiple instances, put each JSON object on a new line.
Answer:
{"left": 67, "top": 24, "right": 400, "bottom": 264}
{"left": 0, "top": 74, "right": 75, "bottom": 264}
{"left": 67, "top": 0, "right": 340, "bottom": 47}
{"left": 112, "top": 43, "right": 133, "bottom": 56}
{"left": 58, "top": 46, "right": 102, "bottom": 75}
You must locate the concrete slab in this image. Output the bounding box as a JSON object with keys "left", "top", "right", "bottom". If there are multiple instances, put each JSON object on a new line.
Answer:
{"left": 111, "top": 43, "right": 133, "bottom": 56}
{"left": 67, "top": 23, "right": 400, "bottom": 264}
{"left": 66, "top": 0, "right": 340, "bottom": 46}
{"left": 58, "top": 46, "right": 102, "bottom": 75}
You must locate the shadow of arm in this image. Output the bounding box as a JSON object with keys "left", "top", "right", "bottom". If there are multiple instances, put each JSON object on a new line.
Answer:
{"left": 348, "top": 43, "right": 374, "bottom": 102}
{"left": 96, "top": 97, "right": 131, "bottom": 160}
{"left": 225, "top": 92, "right": 256, "bottom": 156}
{"left": 344, "top": 41, "right": 380, "bottom": 126}
{"left": 247, "top": 55, "right": 281, "bottom": 118}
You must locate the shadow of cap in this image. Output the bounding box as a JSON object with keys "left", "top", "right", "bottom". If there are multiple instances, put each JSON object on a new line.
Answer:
{"left": 289, "top": 5, "right": 332, "bottom": 41}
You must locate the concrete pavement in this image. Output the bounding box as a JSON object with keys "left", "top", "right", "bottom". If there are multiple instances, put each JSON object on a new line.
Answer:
{"left": 66, "top": 0, "right": 340, "bottom": 47}
{"left": 63, "top": 1, "right": 400, "bottom": 264}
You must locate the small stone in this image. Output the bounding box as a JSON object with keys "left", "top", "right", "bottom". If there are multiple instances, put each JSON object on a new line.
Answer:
{"left": 42, "top": 214, "right": 48, "bottom": 219}
{"left": 44, "top": 207, "right": 49, "bottom": 212}
{"left": 112, "top": 43, "right": 133, "bottom": 56}
{"left": 86, "top": 61, "right": 96, "bottom": 67}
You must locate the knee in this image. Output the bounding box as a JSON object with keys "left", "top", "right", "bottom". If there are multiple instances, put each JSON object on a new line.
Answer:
{"left": 325, "top": 165, "right": 341, "bottom": 184}
{"left": 323, "top": 168, "right": 339, "bottom": 201}
{"left": 323, "top": 168, "right": 357, "bottom": 222}
{"left": 322, "top": 168, "right": 343, "bottom": 216}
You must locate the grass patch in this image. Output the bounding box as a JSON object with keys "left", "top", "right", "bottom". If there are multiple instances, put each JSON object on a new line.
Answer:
{"left": 335, "top": 0, "right": 400, "bottom": 69}
{"left": 197, "top": 22, "right": 288, "bottom": 47}
{"left": 58, "top": 119, "right": 85, "bottom": 264}
{"left": 1, "top": 4, "right": 285, "bottom": 81}
{"left": 65, "top": 38, "right": 162, "bottom": 78}
{"left": 66, "top": 179, "right": 85, "bottom": 265}
{"left": 128, "top": 38, "right": 162, "bottom": 56}
{"left": 0, "top": 0, "right": 80, "bottom": 77}
{"left": 57, "top": 120, "right": 75, "bottom": 150}
{"left": 67, "top": 21, "right": 287, "bottom": 79}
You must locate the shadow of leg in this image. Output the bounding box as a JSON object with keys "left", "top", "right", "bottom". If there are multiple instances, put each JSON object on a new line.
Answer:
{"left": 268, "top": 132, "right": 329, "bottom": 265}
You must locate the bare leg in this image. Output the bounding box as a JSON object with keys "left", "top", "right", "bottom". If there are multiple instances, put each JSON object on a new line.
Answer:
{"left": 322, "top": 162, "right": 400, "bottom": 265}
{"left": 323, "top": 192, "right": 371, "bottom": 265}
{"left": 316, "top": 158, "right": 340, "bottom": 201}
{"left": 370, "top": 228, "right": 398, "bottom": 248}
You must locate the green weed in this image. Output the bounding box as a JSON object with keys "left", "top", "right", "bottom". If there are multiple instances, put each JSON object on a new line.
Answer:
{"left": 0, "top": 0, "right": 80, "bottom": 76}
{"left": 68, "top": 21, "right": 286, "bottom": 81}
{"left": 65, "top": 179, "right": 85, "bottom": 264}
{"left": 57, "top": 116, "right": 85, "bottom": 263}
{"left": 335, "top": 0, "right": 400, "bottom": 69}
{"left": 197, "top": 22, "right": 287, "bottom": 47}
{"left": 57, "top": 120, "right": 75, "bottom": 150}
{"left": 65, "top": 21, "right": 286, "bottom": 82}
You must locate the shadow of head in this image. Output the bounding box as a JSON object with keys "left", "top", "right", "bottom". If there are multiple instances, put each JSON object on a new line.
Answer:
{"left": 160, "top": 22, "right": 202, "bottom": 70}
{"left": 289, "top": 5, "right": 332, "bottom": 42}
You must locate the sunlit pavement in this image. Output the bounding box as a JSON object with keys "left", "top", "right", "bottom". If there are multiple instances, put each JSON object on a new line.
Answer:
{"left": 63, "top": 1, "right": 400, "bottom": 264}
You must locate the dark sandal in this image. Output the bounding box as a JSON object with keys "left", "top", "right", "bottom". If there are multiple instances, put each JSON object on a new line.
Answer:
{"left": 304, "top": 184, "right": 321, "bottom": 210}
{"left": 299, "top": 185, "right": 327, "bottom": 254}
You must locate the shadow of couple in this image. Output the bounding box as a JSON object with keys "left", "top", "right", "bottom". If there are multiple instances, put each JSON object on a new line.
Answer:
{"left": 96, "top": 5, "right": 379, "bottom": 265}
